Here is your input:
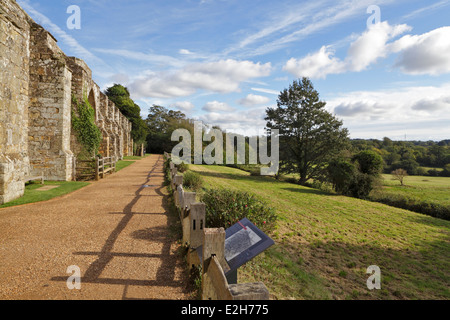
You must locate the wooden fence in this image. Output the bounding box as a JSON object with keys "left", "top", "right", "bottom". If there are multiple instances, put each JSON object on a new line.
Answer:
{"left": 75, "top": 156, "right": 116, "bottom": 181}
{"left": 164, "top": 152, "right": 270, "bottom": 300}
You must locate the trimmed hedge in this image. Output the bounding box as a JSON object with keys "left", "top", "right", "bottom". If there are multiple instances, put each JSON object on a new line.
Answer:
{"left": 370, "top": 193, "right": 450, "bottom": 221}
{"left": 200, "top": 188, "right": 277, "bottom": 232}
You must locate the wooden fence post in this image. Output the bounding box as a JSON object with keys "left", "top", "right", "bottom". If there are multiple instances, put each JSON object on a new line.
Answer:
{"left": 201, "top": 228, "right": 230, "bottom": 300}
{"left": 181, "top": 192, "right": 197, "bottom": 244}
{"left": 95, "top": 157, "right": 100, "bottom": 181}
{"left": 189, "top": 203, "right": 206, "bottom": 250}
{"left": 101, "top": 158, "right": 105, "bottom": 179}
{"left": 172, "top": 174, "right": 183, "bottom": 195}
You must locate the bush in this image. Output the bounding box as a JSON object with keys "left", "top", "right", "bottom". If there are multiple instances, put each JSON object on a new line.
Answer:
{"left": 182, "top": 171, "right": 204, "bottom": 192}
{"left": 369, "top": 193, "right": 450, "bottom": 221}
{"left": 352, "top": 150, "right": 384, "bottom": 175}
{"left": 348, "top": 173, "right": 378, "bottom": 199}
{"left": 177, "top": 162, "right": 189, "bottom": 173}
{"left": 327, "top": 157, "right": 380, "bottom": 199}
{"left": 163, "top": 158, "right": 172, "bottom": 186}
{"left": 200, "top": 188, "right": 277, "bottom": 232}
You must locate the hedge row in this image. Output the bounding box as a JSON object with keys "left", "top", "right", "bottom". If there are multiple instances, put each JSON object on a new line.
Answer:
{"left": 370, "top": 193, "right": 450, "bottom": 221}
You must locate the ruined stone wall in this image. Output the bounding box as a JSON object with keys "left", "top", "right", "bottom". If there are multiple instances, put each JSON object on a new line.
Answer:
{"left": 0, "top": 0, "right": 133, "bottom": 204}
{"left": 29, "top": 23, "right": 74, "bottom": 181}
{"left": 65, "top": 56, "right": 131, "bottom": 160}
{"left": 0, "top": 0, "right": 31, "bottom": 203}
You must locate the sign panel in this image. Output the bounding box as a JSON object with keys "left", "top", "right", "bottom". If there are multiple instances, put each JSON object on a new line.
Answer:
{"left": 224, "top": 218, "right": 274, "bottom": 275}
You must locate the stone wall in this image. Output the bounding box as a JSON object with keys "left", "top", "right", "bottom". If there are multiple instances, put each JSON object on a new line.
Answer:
{"left": 0, "top": 0, "right": 31, "bottom": 204}
{"left": 29, "top": 23, "right": 74, "bottom": 181}
{"left": 0, "top": 0, "right": 133, "bottom": 204}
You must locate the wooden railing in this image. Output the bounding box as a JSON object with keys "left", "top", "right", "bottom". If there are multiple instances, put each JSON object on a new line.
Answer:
{"left": 164, "top": 152, "right": 270, "bottom": 300}
{"left": 95, "top": 156, "right": 116, "bottom": 181}
{"left": 75, "top": 156, "right": 116, "bottom": 181}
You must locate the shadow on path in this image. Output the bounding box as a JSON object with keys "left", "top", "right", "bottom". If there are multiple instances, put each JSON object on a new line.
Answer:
{"left": 51, "top": 155, "right": 187, "bottom": 300}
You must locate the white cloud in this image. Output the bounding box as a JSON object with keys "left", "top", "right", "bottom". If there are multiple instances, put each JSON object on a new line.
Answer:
{"left": 283, "top": 23, "right": 450, "bottom": 79}
{"left": 283, "top": 22, "right": 411, "bottom": 79}
{"left": 179, "top": 49, "right": 193, "bottom": 55}
{"left": 238, "top": 94, "right": 270, "bottom": 106}
{"left": 202, "top": 101, "right": 235, "bottom": 112}
{"left": 284, "top": 46, "right": 345, "bottom": 79}
{"left": 328, "top": 82, "right": 450, "bottom": 121}
{"left": 327, "top": 83, "right": 450, "bottom": 139}
{"left": 251, "top": 87, "right": 280, "bottom": 95}
{"left": 199, "top": 106, "right": 269, "bottom": 136}
{"left": 93, "top": 48, "right": 184, "bottom": 68}
{"left": 402, "top": 0, "right": 450, "bottom": 20}
{"left": 346, "top": 23, "right": 411, "bottom": 72}
{"left": 129, "top": 59, "right": 272, "bottom": 99}
{"left": 390, "top": 26, "right": 450, "bottom": 75}
{"left": 226, "top": 0, "right": 398, "bottom": 57}
{"left": 170, "top": 101, "right": 196, "bottom": 112}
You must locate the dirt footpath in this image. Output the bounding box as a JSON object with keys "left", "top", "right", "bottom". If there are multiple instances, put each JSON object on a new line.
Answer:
{"left": 0, "top": 154, "right": 190, "bottom": 300}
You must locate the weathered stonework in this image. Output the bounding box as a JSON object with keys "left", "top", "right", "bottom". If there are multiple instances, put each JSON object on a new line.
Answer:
{"left": 0, "top": 0, "right": 31, "bottom": 204}
{"left": 0, "top": 0, "right": 133, "bottom": 204}
{"left": 29, "top": 23, "right": 74, "bottom": 181}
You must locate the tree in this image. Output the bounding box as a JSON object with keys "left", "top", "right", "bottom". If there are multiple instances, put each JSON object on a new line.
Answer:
{"left": 353, "top": 150, "right": 384, "bottom": 175}
{"left": 105, "top": 84, "right": 148, "bottom": 150}
{"left": 145, "top": 105, "right": 193, "bottom": 154}
{"left": 327, "top": 158, "right": 357, "bottom": 194}
{"left": 327, "top": 150, "right": 383, "bottom": 199}
{"left": 265, "top": 77, "right": 349, "bottom": 185}
{"left": 392, "top": 168, "right": 408, "bottom": 186}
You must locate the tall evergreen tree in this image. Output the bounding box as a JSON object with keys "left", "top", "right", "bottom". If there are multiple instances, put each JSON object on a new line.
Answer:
{"left": 265, "top": 77, "right": 349, "bottom": 185}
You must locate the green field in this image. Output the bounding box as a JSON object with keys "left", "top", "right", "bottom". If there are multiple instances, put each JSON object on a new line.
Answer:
{"left": 377, "top": 174, "right": 450, "bottom": 206}
{"left": 189, "top": 164, "right": 450, "bottom": 300}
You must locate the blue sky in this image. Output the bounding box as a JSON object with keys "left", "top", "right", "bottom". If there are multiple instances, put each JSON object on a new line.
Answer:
{"left": 18, "top": 0, "right": 450, "bottom": 140}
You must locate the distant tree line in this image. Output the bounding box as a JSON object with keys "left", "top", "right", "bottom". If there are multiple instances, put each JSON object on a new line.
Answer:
{"left": 351, "top": 138, "right": 450, "bottom": 177}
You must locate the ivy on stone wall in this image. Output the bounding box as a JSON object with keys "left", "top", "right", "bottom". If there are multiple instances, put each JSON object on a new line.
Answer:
{"left": 71, "top": 95, "right": 102, "bottom": 159}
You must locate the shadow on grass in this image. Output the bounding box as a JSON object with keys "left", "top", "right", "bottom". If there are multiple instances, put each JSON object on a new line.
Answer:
{"left": 251, "top": 235, "right": 449, "bottom": 300}
{"left": 280, "top": 187, "right": 333, "bottom": 197}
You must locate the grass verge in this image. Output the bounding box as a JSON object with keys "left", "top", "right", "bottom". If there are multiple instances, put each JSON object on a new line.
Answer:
{"left": 0, "top": 181, "right": 90, "bottom": 209}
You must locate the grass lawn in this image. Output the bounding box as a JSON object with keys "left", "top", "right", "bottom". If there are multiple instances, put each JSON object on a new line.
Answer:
{"left": 123, "top": 155, "right": 151, "bottom": 161}
{"left": 0, "top": 181, "right": 89, "bottom": 209}
{"left": 378, "top": 174, "right": 450, "bottom": 206}
{"left": 189, "top": 164, "right": 450, "bottom": 300}
{"left": 115, "top": 160, "right": 136, "bottom": 172}
{"left": 115, "top": 155, "right": 151, "bottom": 171}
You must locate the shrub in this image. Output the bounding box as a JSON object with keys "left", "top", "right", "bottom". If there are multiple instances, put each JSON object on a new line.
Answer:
{"left": 177, "top": 162, "right": 189, "bottom": 173}
{"left": 347, "top": 173, "right": 378, "bottom": 199}
{"left": 369, "top": 193, "right": 450, "bottom": 221}
{"left": 200, "top": 188, "right": 277, "bottom": 232}
{"left": 71, "top": 95, "right": 102, "bottom": 158}
{"left": 163, "top": 158, "right": 172, "bottom": 186}
{"left": 182, "top": 171, "right": 204, "bottom": 192}
{"left": 352, "top": 150, "right": 384, "bottom": 175}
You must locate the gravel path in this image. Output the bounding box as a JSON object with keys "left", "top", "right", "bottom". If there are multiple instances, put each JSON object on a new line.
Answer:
{"left": 0, "top": 154, "right": 190, "bottom": 300}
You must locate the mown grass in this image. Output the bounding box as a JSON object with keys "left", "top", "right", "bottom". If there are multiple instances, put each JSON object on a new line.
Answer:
{"left": 115, "top": 160, "right": 136, "bottom": 172}
{"left": 189, "top": 164, "right": 450, "bottom": 300}
{"left": 377, "top": 174, "right": 450, "bottom": 206}
{"left": 115, "top": 155, "right": 151, "bottom": 171}
{"left": 0, "top": 181, "right": 90, "bottom": 209}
